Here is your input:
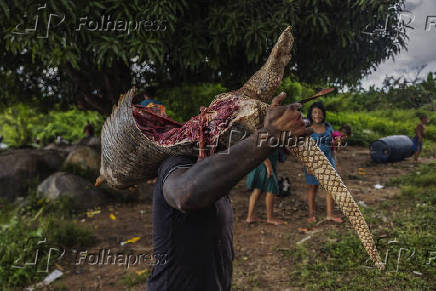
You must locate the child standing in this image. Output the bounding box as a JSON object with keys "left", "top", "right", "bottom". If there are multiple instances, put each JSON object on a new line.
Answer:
{"left": 304, "top": 102, "right": 342, "bottom": 224}
{"left": 413, "top": 114, "right": 429, "bottom": 162}
{"left": 246, "top": 148, "right": 285, "bottom": 225}
{"left": 332, "top": 124, "right": 352, "bottom": 161}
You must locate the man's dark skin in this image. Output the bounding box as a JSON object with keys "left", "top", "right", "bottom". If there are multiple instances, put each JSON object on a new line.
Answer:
{"left": 163, "top": 92, "right": 312, "bottom": 211}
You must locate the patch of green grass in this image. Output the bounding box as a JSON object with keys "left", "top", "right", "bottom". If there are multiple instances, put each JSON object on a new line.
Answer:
{"left": 389, "top": 162, "right": 436, "bottom": 188}
{"left": 422, "top": 140, "right": 436, "bottom": 158}
{"left": 0, "top": 188, "right": 94, "bottom": 289}
{"left": 120, "top": 269, "right": 151, "bottom": 289}
{"left": 247, "top": 274, "right": 262, "bottom": 290}
{"left": 286, "top": 162, "right": 436, "bottom": 289}
{"left": 327, "top": 110, "right": 436, "bottom": 146}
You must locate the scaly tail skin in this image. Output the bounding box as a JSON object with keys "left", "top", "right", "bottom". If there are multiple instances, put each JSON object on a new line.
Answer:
{"left": 238, "top": 26, "right": 294, "bottom": 103}
{"left": 290, "top": 137, "right": 385, "bottom": 271}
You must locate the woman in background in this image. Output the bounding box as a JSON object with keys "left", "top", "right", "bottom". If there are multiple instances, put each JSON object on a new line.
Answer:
{"left": 246, "top": 148, "right": 285, "bottom": 225}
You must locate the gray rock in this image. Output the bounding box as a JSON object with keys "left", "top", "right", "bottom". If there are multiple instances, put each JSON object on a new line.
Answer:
{"left": 37, "top": 172, "right": 105, "bottom": 209}
{"left": 43, "top": 143, "right": 76, "bottom": 152}
{"left": 86, "top": 136, "right": 101, "bottom": 148}
{"left": 63, "top": 146, "right": 100, "bottom": 174}
{"left": 75, "top": 136, "right": 101, "bottom": 149}
{"left": 0, "top": 149, "right": 65, "bottom": 200}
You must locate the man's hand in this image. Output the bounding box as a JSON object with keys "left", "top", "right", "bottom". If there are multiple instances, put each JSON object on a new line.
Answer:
{"left": 163, "top": 92, "right": 312, "bottom": 212}
{"left": 263, "top": 92, "right": 312, "bottom": 137}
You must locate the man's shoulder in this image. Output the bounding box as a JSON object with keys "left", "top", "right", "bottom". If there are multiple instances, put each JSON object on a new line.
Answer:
{"left": 159, "top": 155, "right": 196, "bottom": 171}
{"left": 158, "top": 155, "right": 197, "bottom": 182}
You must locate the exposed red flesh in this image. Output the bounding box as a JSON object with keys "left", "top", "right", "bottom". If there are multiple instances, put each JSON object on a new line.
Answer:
{"left": 132, "top": 96, "right": 240, "bottom": 159}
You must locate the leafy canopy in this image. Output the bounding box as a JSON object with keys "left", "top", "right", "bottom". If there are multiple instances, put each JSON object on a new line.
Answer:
{"left": 0, "top": 0, "right": 407, "bottom": 114}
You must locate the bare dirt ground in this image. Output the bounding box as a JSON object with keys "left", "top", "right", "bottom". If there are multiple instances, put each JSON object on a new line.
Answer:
{"left": 51, "top": 146, "right": 430, "bottom": 290}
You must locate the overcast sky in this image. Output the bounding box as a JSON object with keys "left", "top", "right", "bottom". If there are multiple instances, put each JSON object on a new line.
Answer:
{"left": 361, "top": 0, "right": 436, "bottom": 89}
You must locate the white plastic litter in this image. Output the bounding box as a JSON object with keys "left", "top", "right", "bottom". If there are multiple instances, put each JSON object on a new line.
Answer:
{"left": 41, "top": 270, "right": 63, "bottom": 286}
{"left": 297, "top": 236, "right": 312, "bottom": 245}
{"left": 375, "top": 184, "right": 384, "bottom": 189}
{"left": 26, "top": 269, "right": 63, "bottom": 290}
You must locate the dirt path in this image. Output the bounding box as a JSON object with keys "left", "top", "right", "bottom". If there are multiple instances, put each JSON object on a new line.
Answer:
{"left": 52, "top": 146, "right": 429, "bottom": 290}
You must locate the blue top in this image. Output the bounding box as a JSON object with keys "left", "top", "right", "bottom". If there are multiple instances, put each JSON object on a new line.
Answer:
{"left": 140, "top": 99, "right": 163, "bottom": 106}
{"left": 304, "top": 123, "right": 336, "bottom": 185}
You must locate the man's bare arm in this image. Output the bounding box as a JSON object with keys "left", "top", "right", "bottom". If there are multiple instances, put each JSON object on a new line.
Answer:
{"left": 163, "top": 130, "right": 276, "bottom": 211}
{"left": 163, "top": 92, "right": 311, "bottom": 212}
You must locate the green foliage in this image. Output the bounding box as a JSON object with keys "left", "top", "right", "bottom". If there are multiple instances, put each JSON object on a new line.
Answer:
{"left": 0, "top": 0, "right": 407, "bottom": 113}
{"left": 120, "top": 269, "right": 151, "bottom": 288}
{"left": 316, "top": 72, "right": 436, "bottom": 112}
{"left": 0, "top": 189, "right": 94, "bottom": 288}
{"left": 286, "top": 162, "right": 436, "bottom": 289}
{"left": 0, "top": 104, "right": 103, "bottom": 146}
{"left": 324, "top": 110, "right": 436, "bottom": 146}
{"left": 390, "top": 163, "right": 436, "bottom": 188}
{"left": 37, "top": 108, "right": 104, "bottom": 145}
{"left": 276, "top": 77, "right": 315, "bottom": 105}
{"left": 156, "top": 78, "right": 316, "bottom": 122}
{"left": 0, "top": 103, "right": 45, "bottom": 145}
{"left": 157, "top": 83, "right": 228, "bottom": 122}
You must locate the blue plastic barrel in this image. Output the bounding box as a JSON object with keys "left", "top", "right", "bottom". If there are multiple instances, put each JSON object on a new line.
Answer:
{"left": 370, "top": 135, "right": 414, "bottom": 163}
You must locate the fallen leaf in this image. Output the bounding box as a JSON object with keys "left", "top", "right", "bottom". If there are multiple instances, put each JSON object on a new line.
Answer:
{"left": 298, "top": 227, "right": 308, "bottom": 233}
{"left": 297, "top": 236, "right": 312, "bottom": 245}
{"left": 120, "top": 236, "right": 141, "bottom": 246}
{"left": 136, "top": 269, "right": 148, "bottom": 276}
{"left": 110, "top": 213, "right": 117, "bottom": 220}
{"left": 86, "top": 209, "right": 101, "bottom": 218}
{"left": 126, "top": 236, "right": 141, "bottom": 243}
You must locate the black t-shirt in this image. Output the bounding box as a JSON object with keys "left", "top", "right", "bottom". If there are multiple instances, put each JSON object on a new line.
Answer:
{"left": 147, "top": 155, "right": 234, "bottom": 291}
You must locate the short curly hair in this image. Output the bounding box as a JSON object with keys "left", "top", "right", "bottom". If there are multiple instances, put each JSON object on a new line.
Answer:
{"left": 339, "top": 124, "right": 352, "bottom": 136}
{"left": 417, "top": 112, "right": 428, "bottom": 121}
{"left": 307, "top": 101, "right": 326, "bottom": 124}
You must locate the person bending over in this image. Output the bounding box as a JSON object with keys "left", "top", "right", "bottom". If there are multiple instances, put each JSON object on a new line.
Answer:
{"left": 245, "top": 148, "right": 284, "bottom": 225}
